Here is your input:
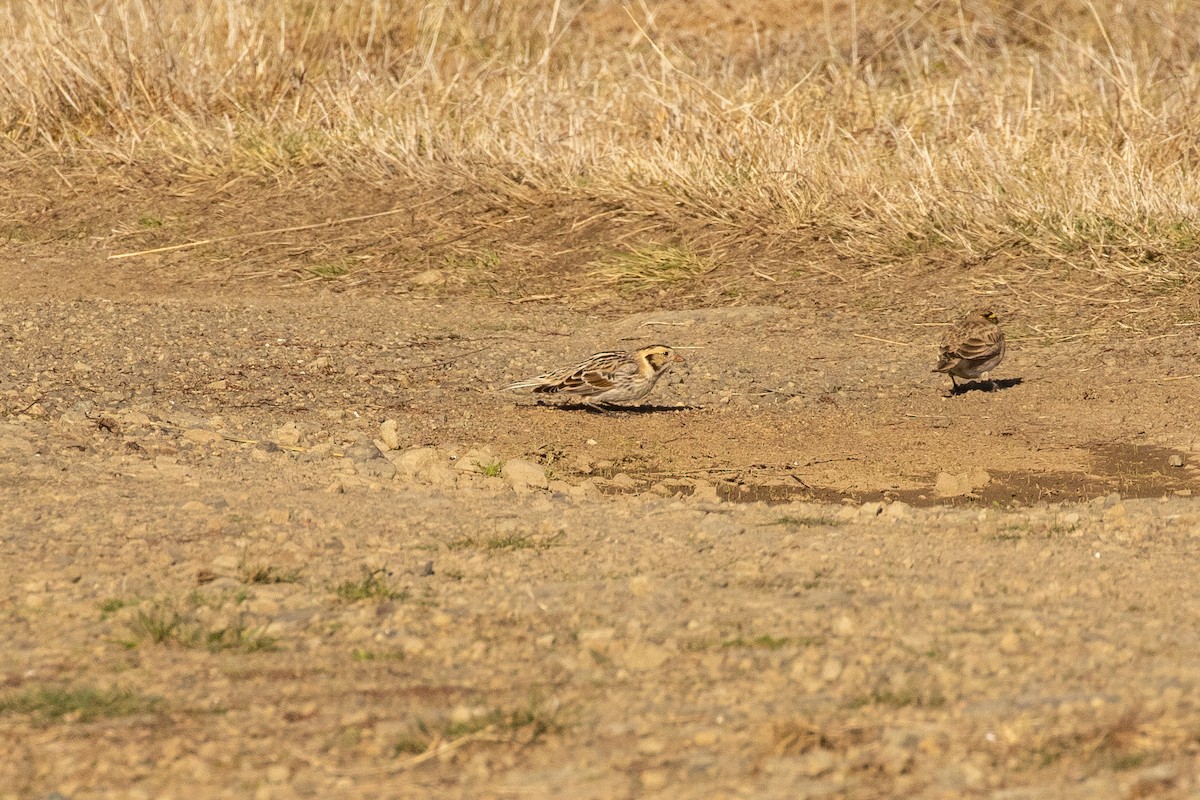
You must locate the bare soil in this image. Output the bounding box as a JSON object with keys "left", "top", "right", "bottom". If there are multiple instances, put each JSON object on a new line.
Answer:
{"left": 2, "top": 177, "right": 1200, "bottom": 799}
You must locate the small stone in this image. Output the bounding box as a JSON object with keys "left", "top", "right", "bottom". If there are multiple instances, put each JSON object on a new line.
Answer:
{"left": 183, "top": 428, "right": 223, "bottom": 444}
{"left": 938, "top": 468, "right": 991, "bottom": 497}
{"left": 345, "top": 440, "right": 386, "bottom": 463}
{"left": 418, "top": 561, "right": 435, "bottom": 577}
{"left": 424, "top": 465, "right": 458, "bottom": 487}
{"left": 798, "top": 748, "right": 837, "bottom": 777}
{"left": 936, "top": 761, "right": 985, "bottom": 791}
{"left": 1129, "top": 763, "right": 1178, "bottom": 793}
{"left": 410, "top": 269, "right": 445, "bottom": 286}
{"left": 840, "top": 664, "right": 868, "bottom": 688}
{"left": 629, "top": 575, "right": 652, "bottom": 597}
{"left": 271, "top": 422, "right": 303, "bottom": 448}
{"left": 688, "top": 480, "right": 721, "bottom": 503}
{"left": 502, "top": 459, "right": 549, "bottom": 489}
{"left": 455, "top": 447, "right": 499, "bottom": 473}
{"left": 638, "top": 737, "right": 665, "bottom": 756}
{"left": 832, "top": 615, "right": 856, "bottom": 637}
{"left": 999, "top": 631, "right": 1022, "bottom": 654}
{"left": 820, "top": 658, "right": 843, "bottom": 682}
{"left": 449, "top": 704, "right": 477, "bottom": 725}
{"left": 859, "top": 501, "right": 884, "bottom": 517}
{"left": 578, "top": 628, "right": 615, "bottom": 652}
{"left": 622, "top": 642, "right": 670, "bottom": 671}
{"left": 379, "top": 419, "right": 401, "bottom": 451}
{"left": 640, "top": 769, "right": 669, "bottom": 791}
{"left": 390, "top": 447, "right": 443, "bottom": 477}
{"left": 604, "top": 473, "right": 637, "bottom": 492}
{"left": 211, "top": 553, "right": 240, "bottom": 573}
{"left": 1168, "top": 454, "right": 1184, "bottom": 467}
{"left": 265, "top": 764, "right": 290, "bottom": 784}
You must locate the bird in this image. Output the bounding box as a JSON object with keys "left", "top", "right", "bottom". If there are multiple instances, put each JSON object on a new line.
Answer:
{"left": 933, "top": 307, "right": 1006, "bottom": 391}
{"left": 503, "top": 345, "right": 685, "bottom": 407}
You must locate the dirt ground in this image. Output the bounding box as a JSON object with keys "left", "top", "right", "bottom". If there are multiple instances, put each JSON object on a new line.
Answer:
{"left": 2, "top": 178, "right": 1200, "bottom": 798}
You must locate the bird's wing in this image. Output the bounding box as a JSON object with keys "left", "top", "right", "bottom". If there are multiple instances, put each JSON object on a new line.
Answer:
{"left": 953, "top": 329, "right": 1003, "bottom": 360}
{"left": 943, "top": 324, "right": 1002, "bottom": 360}
{"left": 560, "top": 356, "right": 637, "bottom": 394}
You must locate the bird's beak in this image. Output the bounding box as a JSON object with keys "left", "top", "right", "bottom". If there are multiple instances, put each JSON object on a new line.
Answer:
{"left": 672, "top": 353, "right": 685, "bottom": 363}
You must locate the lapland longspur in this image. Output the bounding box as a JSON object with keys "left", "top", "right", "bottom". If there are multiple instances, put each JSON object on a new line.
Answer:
{"left": 933, "top": 307, "right": 1006, "bottom": 390}
{"left": 504, "top": 345, "right": 684, "bottom": 406}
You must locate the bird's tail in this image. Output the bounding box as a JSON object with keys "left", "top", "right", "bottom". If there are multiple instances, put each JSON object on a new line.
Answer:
{"left": 932, "top": 355, "right": 957, "bottom": 373}
{"left": 502, "top": 378, "right": 547, "bottom": 391}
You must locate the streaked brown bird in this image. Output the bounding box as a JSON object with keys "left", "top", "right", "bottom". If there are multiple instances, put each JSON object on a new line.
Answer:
{"left": 504, "top": 345, "right": 684, "bottom": 407}
{"left": 933, "top": 307, "right": 1006, "bottom": 391}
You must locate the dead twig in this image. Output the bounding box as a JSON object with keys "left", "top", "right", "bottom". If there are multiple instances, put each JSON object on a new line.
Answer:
{"left": 852, "top": 333, "right": 914, "bottom": 346}
{"left": 108, "top": 207, "right": 416, "bottom": 260}
{"left": 287, "top": 725, "right": 501, "bottom": 778}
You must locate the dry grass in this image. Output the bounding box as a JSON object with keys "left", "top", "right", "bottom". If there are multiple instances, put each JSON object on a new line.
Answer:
{"left": 3, "top": 1, "right": 1200, "bottom": 290}
{"left": 589, "top": 243, "right": 715, "bottom": 287}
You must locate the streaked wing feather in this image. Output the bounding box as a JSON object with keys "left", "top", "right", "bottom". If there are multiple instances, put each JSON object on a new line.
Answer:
{"left": 942, "top": 322, "right": 1002, "bottom": 359}
{"left": 952, "top": 331, "right": 1002, "bottom": 360}
{"left": 515, "top": 351, "right": 633, "bottom": 396}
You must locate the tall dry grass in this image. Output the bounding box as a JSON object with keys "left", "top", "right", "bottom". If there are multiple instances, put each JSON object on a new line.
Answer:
{"left": 3, "top": 0, "right": 1200, "bottom": 287}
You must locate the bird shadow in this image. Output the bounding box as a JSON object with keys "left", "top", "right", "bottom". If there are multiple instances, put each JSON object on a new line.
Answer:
{"left": 947, "top": 377, "right": 1023, "bottom": 396}
{"left": 531, "top": 401, "right": 701, "bottom": 414}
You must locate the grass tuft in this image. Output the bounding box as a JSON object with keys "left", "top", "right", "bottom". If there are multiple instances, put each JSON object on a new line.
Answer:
{"left": 393, "top": 697, "right": 563, "bottom": 757}
{"left": 590, "top": 244, "right": 715, "bottom": 288}
{"left": 121, "top": 603, "right": 277, "bottom": 653}
{"left": 0, "top": 686, "right": 161, "bottom": 722}
{"left": 486, "top": 531, "right": 563, "bottom": 551}
{"left": 847, "top": 687, "right": 946, "bottom": 709}
{"left": 306, "top": 261, "right": 351, "bottom": 280}
{"left": 243, "top": 564, "right": 303, "bottom": 585}
{"left": 477, "top": 459, "right": 504, "bottom": 478}
{"left": 335, "top": 568, "right": 408, "bottom": 602}
{"left": 766, "top": 516, "right": 844, "bottom": 528}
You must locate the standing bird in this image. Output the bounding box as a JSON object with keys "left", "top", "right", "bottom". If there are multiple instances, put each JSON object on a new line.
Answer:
{"left": 933, "top": 307, "right": 1006, "bottom": 391}
{"left": 504, "top": 345, "right": 685, "bottom": 407}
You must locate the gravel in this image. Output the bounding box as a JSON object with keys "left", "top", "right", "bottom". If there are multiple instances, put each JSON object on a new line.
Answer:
{"left": 1, "top": 411, "right": 1199, "bottom": 798}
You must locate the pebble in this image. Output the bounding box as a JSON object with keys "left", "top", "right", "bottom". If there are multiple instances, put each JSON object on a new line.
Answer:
{"left": 410, "top": 269, "right": 446, "bottom": 286}
{"left": 935, "top": 468, "right": 990, "bottom": 497}
{"left": 640, "top": 769, "right": 669, "bottom": 790}
{"left": 183, "top": 428, "right": 224, "bottom": 444}
{"left": 999, "top": 631, "right": 1023, "bottom": 654}
{"left": 390, "top": 447, "right": 443, "bottom": 477}
{"left": 270, "top": 422, "right": 303, "bottom": 448}
{"left": 797, "top": 748, "right": 837, "bottom": 777}
{"left": 502, "top": 459, "right": 549, "bottom": 489}
{"left": 622, "top": 642, "right": 670, "bottom": 671}
{"left": 378, "top": 419, "right": 401, "bottom": 451}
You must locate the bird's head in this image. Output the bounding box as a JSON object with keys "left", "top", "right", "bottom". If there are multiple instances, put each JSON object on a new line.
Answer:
{"left": 639, "top": 345, "right": 685, "bottom": 371}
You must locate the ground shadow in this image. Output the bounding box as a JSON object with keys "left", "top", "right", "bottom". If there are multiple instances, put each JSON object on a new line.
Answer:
{"left": 529, "top": 401, "right": 702, "bottom": 414}
{"left": 948, "top": 376, "right": 1023, "bottom": 396}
